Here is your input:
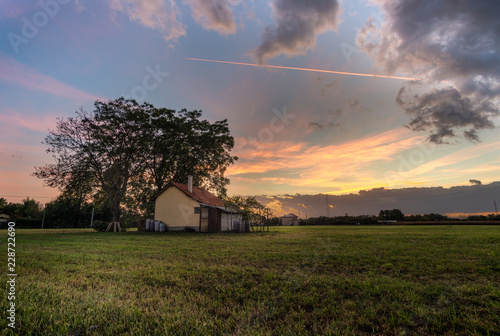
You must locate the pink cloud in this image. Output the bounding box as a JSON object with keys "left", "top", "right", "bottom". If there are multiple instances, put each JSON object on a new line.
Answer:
{"left": 0, "top": 170, "right": 59, "bottom": 205}
{"left": 0, "top": 54, "right": 103, "bottom": 102}
{"left": 0, "top": 142, "right": 59, "bottom": 205}
{"left": 108, "top": 0, "right": 185, "bottom": 42}
{"left": 0, "top": 2, "right": 36, "bottom": 19}
{"left": 0, "top": 109, "right": 59, "bottom": 133}
{"left": 227, "top": 128, "right": 425, "bottom": 195}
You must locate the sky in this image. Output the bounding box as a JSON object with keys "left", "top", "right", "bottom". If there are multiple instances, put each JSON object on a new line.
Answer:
{"left": 1, "top": 0, "right": 499, "bottom": 217}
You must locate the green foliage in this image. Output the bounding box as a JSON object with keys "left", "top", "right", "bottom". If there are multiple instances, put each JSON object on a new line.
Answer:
{"left": 21, "top": 198, "right": 42, "bottom": 218}
{"left": 44, "top": 195, "right": 88, "bottom": 228}
{"left": 379, "top": 209, "right": 405, "bottom": 221}
{"left": 0, "top": 197, "right": 42, "bottom": 220}
{"left": 144, "top": 108, "right": 237, "bottom": 196}
{"left": 264, "top": 216, "right": 281, "bottom": 226}
{"left": 120, "top": 210, "right": 142, "bottom": 229}
{"left": 303, "top": 215, "right": 379, "bottom": 225}
{"left": 92, "top": 220, "right": 109, "bottom": 232}
{"left": 467, "top": 213, "right": 500, "bottom": 221}
{"left": 6, "top": 218, "right": 41, "bottom": 228}
{"left": 223, "top": 196, "right": 269, "bottom": 221}
{"left": 42, "top": 192, "right": 112, "bottom": 228}
{"left": 405, "top": 213, "right": 452, "bottom": 221}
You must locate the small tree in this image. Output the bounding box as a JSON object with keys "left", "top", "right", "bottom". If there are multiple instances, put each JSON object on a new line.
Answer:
{"left": 0, "top": 198, "right": 42, "bottom": 219}
{"left": 223, "top": 196, "right": 272, "bottom": 230}
{"left": 379, "top": 209, "right": 404, "bottom": 221}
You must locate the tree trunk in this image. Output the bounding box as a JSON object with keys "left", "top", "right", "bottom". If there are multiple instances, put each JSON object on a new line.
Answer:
{"left": 105, "top": 189, "right": 122, "bottom": 231}
{"left": 111, "top": 205, "right": 120, "bottom": 223}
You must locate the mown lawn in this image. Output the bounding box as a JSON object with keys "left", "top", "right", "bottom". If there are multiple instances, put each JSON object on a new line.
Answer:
{"left": 1, "top": 226, "right": 499, "bottom": 335}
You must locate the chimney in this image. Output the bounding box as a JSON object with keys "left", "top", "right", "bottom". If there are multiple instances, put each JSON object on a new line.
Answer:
{"left": 187, "top": 175, "right": 193, "bottom": 193}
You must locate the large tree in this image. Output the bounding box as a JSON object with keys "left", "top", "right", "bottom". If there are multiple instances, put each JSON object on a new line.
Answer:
{"left": 35, "top": 98, "right": 236, "bottom": 226}
{"left": 145, "top": 108, "right": 235, "bottom": 193}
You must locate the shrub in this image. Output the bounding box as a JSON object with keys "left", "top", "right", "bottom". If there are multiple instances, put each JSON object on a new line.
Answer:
{"left": 92, "top": 220, "right": 109, "bottom": 232}
{"left": 2, "top": 218, "right": 42, "bottom": 229}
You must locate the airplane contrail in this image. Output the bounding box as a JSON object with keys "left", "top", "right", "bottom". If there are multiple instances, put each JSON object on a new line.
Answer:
{"left": 186, "top": 57, "right": 420, "bottom": 81}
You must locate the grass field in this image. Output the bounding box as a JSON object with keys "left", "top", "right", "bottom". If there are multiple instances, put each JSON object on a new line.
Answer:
{"left": 1, "top": 226, "right": 499, "bottom": 335}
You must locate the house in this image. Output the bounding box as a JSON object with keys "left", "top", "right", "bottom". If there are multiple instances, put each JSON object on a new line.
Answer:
{"left": 153, "top": 176, "right": 242, "bottom": 232}
{"left": 281, "top": 213, "right": 299, "bottom": 226}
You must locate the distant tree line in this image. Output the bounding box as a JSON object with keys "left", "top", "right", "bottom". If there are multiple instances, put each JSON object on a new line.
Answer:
{"left": 0, "top": 195, "right": 140, "bottom": 229}
{"left": 4, "top": 197, "right": 499, "bottom": 229}
{"left": 300, "top": 209, "right": 500, "bottom": 226}
{"left": 301, "top": 215, "right": 379, "bottom": 226}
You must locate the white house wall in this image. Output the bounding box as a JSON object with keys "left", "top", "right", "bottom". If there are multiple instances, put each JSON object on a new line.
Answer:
{"left": 154, "top": 187, "right": 200, "bottom": 231}
{"left": 221, "top": 212, "right": 243, "bottom": 232}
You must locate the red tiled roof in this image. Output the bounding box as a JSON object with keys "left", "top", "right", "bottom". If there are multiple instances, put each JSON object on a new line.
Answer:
{"left": 155, "top": 182, "right": 225, "bottom": 207}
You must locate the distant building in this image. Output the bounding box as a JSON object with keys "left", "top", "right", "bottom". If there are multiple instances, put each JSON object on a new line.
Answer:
{"left": 153, "top": 177, "right": 241, "bottom": 232}
{"left": 281, "top": 213, "right": 298, "bottom": 226}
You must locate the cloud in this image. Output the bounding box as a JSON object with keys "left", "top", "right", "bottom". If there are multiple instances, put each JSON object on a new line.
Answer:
{"left": 349, "top": 98, "right": 359, "bottom": 108}
{"left": 397, "top": 86, "right": 497, "bottom": 144}
{"left": 0, "top": 109, "right": 58, "bottom": 133}
{"left": 0, "top": 2, "right": 35, "bottom": 19}
{"left": 383, "top": 139, "right": 500, "bottom": 186}
{"left": 228, "top": 128, "right": 422, "bottom": 191}
{"left": 357, "top": 0, "right": 500, "bottom": 143}
{"left": 255, "top": 181, "right": 500, "bottom": 217}
{"left": 307, "top": 120, "right": 339, "bottom": 132}
{"left": 308, "top": 122, "right": 324, "bottom": 131}
{"left": 469, "top": 179, "right": 482, "bottom": 185}
{"left": 186, "top": 0, "right": 237, "bottom": 35}
{"left": 108, "top": 0, "right": 185, "bottom": 42}
{"left": 251, "top": 0, "right": 340, "bottom": 63}
{"left": 0, "top": 54, "right": 102, "bottom": 102}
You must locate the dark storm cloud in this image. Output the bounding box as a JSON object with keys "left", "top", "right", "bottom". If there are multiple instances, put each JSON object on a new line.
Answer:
{"left": 357, "top": 0, "right": 500, "bottom": 143}
{"left": 252, "top": 0, "right": 340, "bottom": 63}
{"left": 256, "top": 182, "right": 500, "bottom": 216}
{"left": 397, "top": 86, "right": 497, "bottom": 144}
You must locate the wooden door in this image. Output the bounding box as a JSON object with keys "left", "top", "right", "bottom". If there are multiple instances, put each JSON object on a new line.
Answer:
{"left": 200, "top": 207, "right": 209, "bottom": 232}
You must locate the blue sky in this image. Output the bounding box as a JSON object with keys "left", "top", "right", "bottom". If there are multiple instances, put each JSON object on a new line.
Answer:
{"left": 1, "top": 0, "right": 499, "bottom": 216}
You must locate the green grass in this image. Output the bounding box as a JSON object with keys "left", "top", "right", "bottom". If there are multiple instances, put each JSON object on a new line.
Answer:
{"left": 1, "top": 226, "right": 499, "bottom": 335}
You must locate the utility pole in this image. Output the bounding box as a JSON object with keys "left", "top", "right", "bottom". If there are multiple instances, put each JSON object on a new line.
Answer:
{"left": 90, "top": 207, "right": 95, "bottom": 228}
{"left": 41, "top": 209, "right": 45, "bottom": 229}
{"left": 494, "top": 200, "right": 498, "bottom": 216}
{"left": 325, "top": 194, "right": 330, "bottom": 217}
